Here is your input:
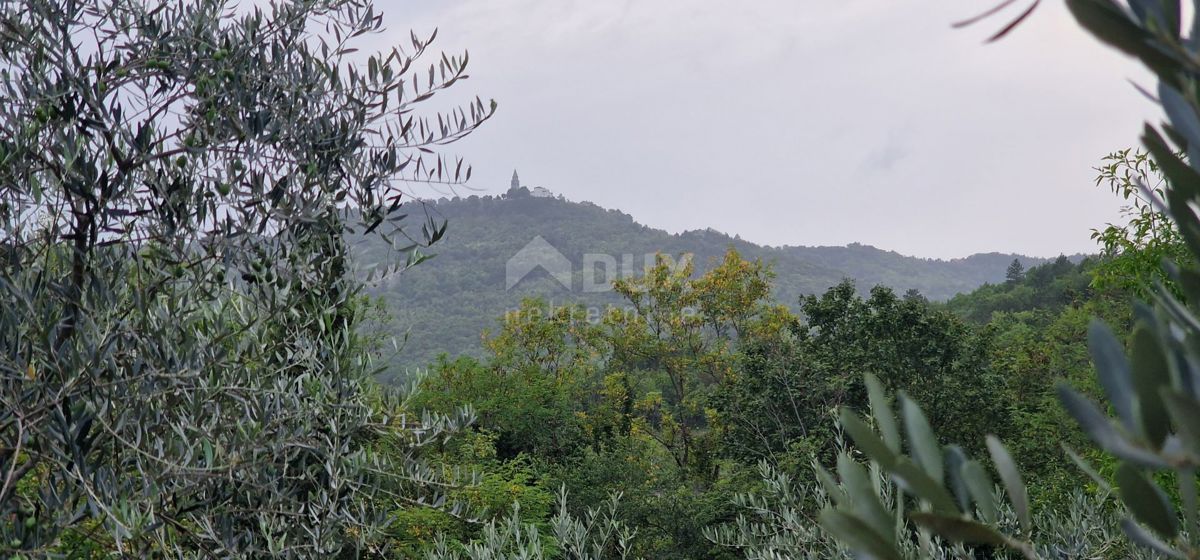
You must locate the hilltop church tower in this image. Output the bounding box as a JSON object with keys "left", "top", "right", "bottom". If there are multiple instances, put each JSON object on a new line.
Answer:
{"left": 511, "top": 170, "right": 520, "bottom": 190}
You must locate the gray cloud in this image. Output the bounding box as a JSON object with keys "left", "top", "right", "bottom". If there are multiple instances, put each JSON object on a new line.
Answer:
{"left": 377, "top": 1, "right": 1161, "bottom": 258}
{"left": 862, "top": 128, "right": 911, "bottom": 174}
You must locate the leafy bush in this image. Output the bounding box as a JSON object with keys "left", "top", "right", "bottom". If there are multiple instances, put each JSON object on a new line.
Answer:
{"left": 809, "top": 0, "right": 1200, "bottom": 557}
{"left": 1091, "top": 149, "right": 1192, "bottom": 297}
{"left": 424, "top": 489, "right": 639, "bottom": 560}
{"left": 707, "top": 455, "right": 1150, "bottom": 559}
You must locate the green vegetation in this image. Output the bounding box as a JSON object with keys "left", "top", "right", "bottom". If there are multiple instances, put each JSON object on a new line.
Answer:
{"left": 355, "top": 193, "right": 1066, "bottom": 374}
{"left": 396, "top": 241, "right": 1128, "bottom": 557}
{"left": 0, "top": 0, "right": 491, "bottom": 556}
{"left": 7, "top": 0, "right": 1200, "bottom": 558}
{"left": 1090, "top": 149, "right": 1193, "bottom": 297}
{"left": 713, "top": 1, "right": 1200, "bottom": 559}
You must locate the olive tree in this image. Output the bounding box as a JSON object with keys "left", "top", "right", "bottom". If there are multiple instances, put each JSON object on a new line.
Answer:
{"left": 0, "top": 0, "right": 491, "bottom": 556}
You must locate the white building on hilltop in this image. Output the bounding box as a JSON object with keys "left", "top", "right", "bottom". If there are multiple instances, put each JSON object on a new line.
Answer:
{"left": 507, "top": 170, "right": 557, "bottom": 199}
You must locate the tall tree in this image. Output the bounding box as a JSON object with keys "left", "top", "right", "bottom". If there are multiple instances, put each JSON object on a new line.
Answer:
{"left": 608, "top": 249, "right": 774, "bottom": 479}
{"left": 714, "top": 281, "right": 1003, "bottom": 467}
{"left": 1006, "top": 258, "right": 1026, "bottom": 284}
{"left": 0, "top": 0, "right": 491, "bottom": 556}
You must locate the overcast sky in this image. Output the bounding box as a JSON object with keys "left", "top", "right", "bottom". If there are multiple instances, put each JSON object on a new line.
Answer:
{"left": 378, "top": 1, "right": 1161, "bottom": 259}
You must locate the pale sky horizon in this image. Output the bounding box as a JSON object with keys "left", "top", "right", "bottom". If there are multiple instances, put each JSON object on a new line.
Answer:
{"left": 375, "top": 1, "right": 1163, "bottom": 259}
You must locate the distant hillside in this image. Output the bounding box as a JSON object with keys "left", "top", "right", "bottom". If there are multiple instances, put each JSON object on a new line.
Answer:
{"left": 780, "top": 244, "right": 1067, "bottom": 298}
{"left": 353, "top": 191, "right": 1068, "bottom": 377}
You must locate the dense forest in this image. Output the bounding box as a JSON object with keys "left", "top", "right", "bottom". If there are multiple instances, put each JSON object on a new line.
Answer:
{"left": 388, "top": 246, "right": 1126, "bottom": 558}
{"left": 355, "top": 187, "right": 1068, "bottom": 373}
{"left": 6, "top": 0, "right": 1200, "bottom": 559}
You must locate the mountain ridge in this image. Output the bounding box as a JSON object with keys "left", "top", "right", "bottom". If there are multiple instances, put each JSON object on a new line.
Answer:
{"left": 354, "top": 191, "right": 1078, "bottom": 375}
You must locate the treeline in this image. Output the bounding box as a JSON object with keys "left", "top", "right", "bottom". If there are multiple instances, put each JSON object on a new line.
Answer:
{"left": 10, "top": 0, "right": 1200, "bottom": 557}
{"left": 383, "top": 249, "right": 1128, "bottom": 558}
{"left": 378, "top": 1, "right": 1200, "bottom": 556}
{"left": 355, "top": 193, "right": 1059, "bottom": 373}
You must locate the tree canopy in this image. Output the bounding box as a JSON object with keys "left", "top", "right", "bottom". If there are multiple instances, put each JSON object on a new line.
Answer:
{"left": 0, "top": 0, "right": 490, "bottom": 555}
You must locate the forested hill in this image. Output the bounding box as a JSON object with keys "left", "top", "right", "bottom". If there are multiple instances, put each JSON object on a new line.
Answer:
{"left": 780, "top": 244, "right": 1063, "bottom": 297}
{"left": 353, "top": 190, "right": 1068, "bottom": 373}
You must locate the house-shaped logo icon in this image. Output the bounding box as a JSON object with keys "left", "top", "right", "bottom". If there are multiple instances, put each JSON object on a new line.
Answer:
{"left": 506, "top": 236, "right": 572, "bottom": 290}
